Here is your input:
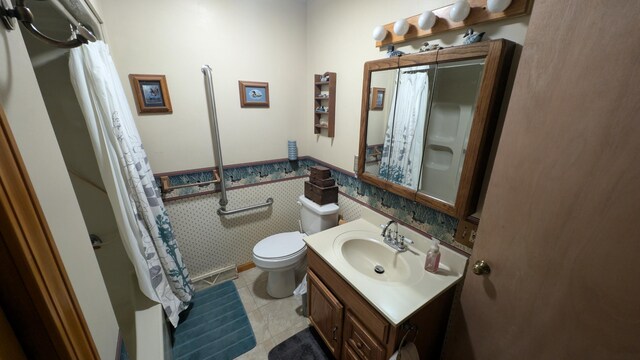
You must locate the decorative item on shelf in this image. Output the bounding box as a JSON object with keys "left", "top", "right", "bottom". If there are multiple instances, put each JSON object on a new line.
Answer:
{"left": 129, "top": 74, "right": 173, "bottom": 114}
{"left": 419, "top": 41, "right": 442, "bottom": 52}
{"left": 418, "top": 11, "right": 437, "bottom": 30}
{"left": 372, "top": 25, "right": 388, "bottom": 41}
{"left": 393, "top": 18, "right": 410, "bottom": 36}
{"left": 387, "top": 45, "right": 405, "bottom": 57}
{"left": 463, "top": 28, "right": 485, "bottom": 44}
{"left": 288, "top": 140, "right": 298, "bottom": 161}
{"left": 449, "top": 0, "right": 471, "bottom": 22}
{"left": 238, "top": 81, "right": 270, "bottom": 108}
{"left": 315, "top": 106, "right": 328, "bottom": 113}
{"left": 487, "top": 0, "right": 512, "bottom": 12}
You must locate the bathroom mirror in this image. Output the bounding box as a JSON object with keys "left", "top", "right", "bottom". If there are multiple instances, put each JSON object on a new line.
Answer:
{"left": 357, "top": 40, "right": 515, "bottom": 218}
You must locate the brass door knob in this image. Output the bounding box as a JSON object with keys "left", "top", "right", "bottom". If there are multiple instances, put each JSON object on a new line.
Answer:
{"left": 472, "top": 260, "right": 491, "bottom": 275}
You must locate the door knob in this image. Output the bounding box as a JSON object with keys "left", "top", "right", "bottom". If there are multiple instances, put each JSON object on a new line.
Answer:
{"left": 472, "top": 260, "right": 491, "bottom": 275}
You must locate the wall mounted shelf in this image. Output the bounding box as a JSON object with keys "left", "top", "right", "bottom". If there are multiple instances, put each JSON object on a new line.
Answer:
{"left": 375, "top": 0, "right": 533, "bottom": 47}
{"left": 314, "top": 72, "right": 336, "bottom": 137}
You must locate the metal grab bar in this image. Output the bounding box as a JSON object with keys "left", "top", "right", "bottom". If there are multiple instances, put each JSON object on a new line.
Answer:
{"left": 217, "top": 198, "right": 274, "bottom": 216}
{"left": 202, "top": 65, "right": 228, "bottom": 210}
{"left": 202, "top": 65, "right": 272, "bottom": 216}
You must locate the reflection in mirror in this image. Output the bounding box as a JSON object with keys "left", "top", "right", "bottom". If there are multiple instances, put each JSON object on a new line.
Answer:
{"left": 364, "top": 69, "right": 398, "bottom": 179}
{"left": 380, "top": 65, "right": 436, "bottom": 189}
{"left": 365, "top": 65, "right": 437, "bottom": 189}
{"left": 418, "top": 59, "right": 485, "bottom": 204}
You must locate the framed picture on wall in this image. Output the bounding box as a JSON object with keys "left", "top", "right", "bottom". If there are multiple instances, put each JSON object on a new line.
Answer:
{"left": 371, "top": 87, "right": 385, "bottom": 110}
{"left": 129, "top": 74, "right": 173, "bottom": 114}
{"left": 238, "top": 81, "right": 270, "bottom": 108}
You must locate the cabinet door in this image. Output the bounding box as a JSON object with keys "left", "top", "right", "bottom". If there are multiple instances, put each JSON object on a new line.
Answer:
{"left": 308, "top": 270, "right": 343, "bottom": 358}
{"left": 343, "top": 311, "right": 385, "bottom": 360}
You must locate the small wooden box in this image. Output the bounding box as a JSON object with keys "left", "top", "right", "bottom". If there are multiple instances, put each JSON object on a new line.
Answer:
{"left": 310, "top": 177, "right": 335, "bottom": 187}
{"left": 310, "top": 166, "right": 331, "bottom": 180}
{"left": 304, "top": 181, "right": 338, "bottom": 205}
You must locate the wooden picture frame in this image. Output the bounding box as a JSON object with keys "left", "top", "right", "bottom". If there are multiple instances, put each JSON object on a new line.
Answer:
{"left": 371, "top": 87, "right": 385, "bottom": 110}
{"left": 129, "top": 74, "right": 173, "bottom": 114}
{"left": 238, "top": 81, "right": 270, "bottom": 108}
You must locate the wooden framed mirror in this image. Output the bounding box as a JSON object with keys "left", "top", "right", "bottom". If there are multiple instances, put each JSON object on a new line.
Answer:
{"left": 357, "top": 39, "right": 515, "bottom": 219}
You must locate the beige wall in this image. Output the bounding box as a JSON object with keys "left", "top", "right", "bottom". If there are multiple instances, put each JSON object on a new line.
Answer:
{"left": 97, "top": 0, "right": 308, "bottom": 173}
{"left": 0, "top": 28, "right": 118, "bottom": 359}
{"left": 94, "top": 0, "right": 528, "bottom": 175}
{"left": 304, "top": 0, "right": 529, "bottom": 171}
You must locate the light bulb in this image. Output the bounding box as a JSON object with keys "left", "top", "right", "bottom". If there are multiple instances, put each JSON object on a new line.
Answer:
{"left": 393, "top": 19, "right": 410, "bottom": 36}
{"left": 449, "top": 0, "right": 471, "bottom": 22}
{"left": 487, "top": 0, "right": 512, "bottom": 12}
{"left": 372, "top": 25, "right": 387, "bottom": 41}
{"left": 418, "top": 11, "right": 437, "bottom": 30}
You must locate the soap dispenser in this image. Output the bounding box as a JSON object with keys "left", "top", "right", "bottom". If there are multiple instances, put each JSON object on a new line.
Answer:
{"left": 425, "top": 239, "right": 441, "bottom": 273}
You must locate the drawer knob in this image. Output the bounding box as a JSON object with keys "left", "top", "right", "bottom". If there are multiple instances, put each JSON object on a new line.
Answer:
{"left": 332, "top": 326, "right": 338, "bottom": 340}
{"left": 356, "top": 340, "right": 363, "bottom": 349}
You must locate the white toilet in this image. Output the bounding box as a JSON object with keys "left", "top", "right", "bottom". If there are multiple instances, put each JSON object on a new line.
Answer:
{"left": 252, "top": 195, "right": 339, "bottom": 298}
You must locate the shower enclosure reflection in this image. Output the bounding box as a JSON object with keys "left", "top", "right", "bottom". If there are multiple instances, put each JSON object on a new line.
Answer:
{"left": 418, "top": 59, "right": 485, "bottom": 205}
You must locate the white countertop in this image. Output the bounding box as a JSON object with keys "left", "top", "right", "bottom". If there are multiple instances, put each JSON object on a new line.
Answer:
{"left": 303, "top": 218, "right": 467, "bottom": 326}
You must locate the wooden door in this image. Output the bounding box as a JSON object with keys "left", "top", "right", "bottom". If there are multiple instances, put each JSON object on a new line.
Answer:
{"left": 444, "top": 0, "right": 640, "bottom": 359}
{"left": 0, "top": 105, "right": 99, "bottom": 358}
{"left": 308, "top": 270, "right": 344, "bottom": 358}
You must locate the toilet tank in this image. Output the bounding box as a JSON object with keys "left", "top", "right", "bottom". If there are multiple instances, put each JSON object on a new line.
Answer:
{"left": 298, "top": 195, "right": 339, "bottom": 235}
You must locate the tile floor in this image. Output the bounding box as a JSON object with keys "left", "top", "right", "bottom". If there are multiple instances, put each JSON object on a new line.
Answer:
{"left": 232, "top": 266, "right": 310, "bottom": 359}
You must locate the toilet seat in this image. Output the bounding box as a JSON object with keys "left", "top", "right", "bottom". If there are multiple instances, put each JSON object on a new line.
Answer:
{"left": 252, "top": 231, "right": 307, "bottom": 270}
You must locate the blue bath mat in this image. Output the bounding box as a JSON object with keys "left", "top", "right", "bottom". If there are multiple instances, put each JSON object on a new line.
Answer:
{"left": 173, "top": 281, "right": 256, "bottom": 360}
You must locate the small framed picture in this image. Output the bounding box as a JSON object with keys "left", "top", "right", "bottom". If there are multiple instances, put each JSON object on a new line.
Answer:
{"left": 239, "top": 81, "right": 270, "bottom": 108}
{"left": 129, "top": 74, "right": 173, "bottom": 114}
{"left": 371, "top": 87, "right": 385, "bottom": 111}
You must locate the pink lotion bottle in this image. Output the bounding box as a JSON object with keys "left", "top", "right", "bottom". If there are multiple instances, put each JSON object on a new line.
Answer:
{"left": 425, "top": 239, "right": 441, "bottom": 273}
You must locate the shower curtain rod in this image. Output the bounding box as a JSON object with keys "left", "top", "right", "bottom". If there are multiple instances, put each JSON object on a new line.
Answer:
{"left": 1, "top": 0, "right": 97, "bottom": 48}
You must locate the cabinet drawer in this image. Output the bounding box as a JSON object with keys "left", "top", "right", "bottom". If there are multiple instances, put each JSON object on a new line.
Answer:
{"left": 343, "top": 311, "right": 385, "bottom": 360}
{"left": 342, "top": 343, "right": 361, "bottom": 360}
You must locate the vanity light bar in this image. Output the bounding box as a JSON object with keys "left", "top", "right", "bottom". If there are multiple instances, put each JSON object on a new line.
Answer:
{"left": 373, "top": 0, "right": 532, "bottom": 47}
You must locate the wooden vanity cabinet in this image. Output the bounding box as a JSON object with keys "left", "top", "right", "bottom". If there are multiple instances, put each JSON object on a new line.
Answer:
{"left": 307, "top": 249, "right": 455, "bottom": 359}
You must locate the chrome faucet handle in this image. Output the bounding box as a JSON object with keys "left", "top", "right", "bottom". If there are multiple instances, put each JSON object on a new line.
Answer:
{"left": 397, "top": 235, "right": 414, "bottom": 251}
{"left": 399, "top": 235, "right": 414, "bottom": 245}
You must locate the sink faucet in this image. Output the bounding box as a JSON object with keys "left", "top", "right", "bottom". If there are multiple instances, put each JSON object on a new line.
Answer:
{"left": 381, "top": 220, "right": 413, "bottom": 252}
{"left": 381, "top": 220, "right": 398, "bottom": 243}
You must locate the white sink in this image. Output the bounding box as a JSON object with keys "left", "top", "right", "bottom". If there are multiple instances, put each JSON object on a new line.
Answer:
{"left": 304, "top": 218, "right": 467, "bottom": 325}
{"left": 333, "top": 230, "right": 424, "bottom": 284}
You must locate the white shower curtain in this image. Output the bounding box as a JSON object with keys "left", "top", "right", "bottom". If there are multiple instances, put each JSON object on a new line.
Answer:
{"left": 379, "top": 68, "right": 429, "bottom": 188}
{"left": 69, "top": 41, "right": 193, "bottom": 327}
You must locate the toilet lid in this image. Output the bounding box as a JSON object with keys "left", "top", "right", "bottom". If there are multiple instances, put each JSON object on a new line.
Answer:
{"left": 253, "top": 231, "right": 306, "bottom": 259}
